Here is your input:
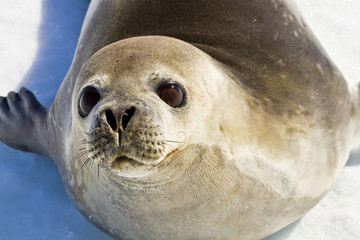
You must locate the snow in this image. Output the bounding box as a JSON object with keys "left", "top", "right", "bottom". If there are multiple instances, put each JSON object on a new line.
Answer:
{"left": 0, "top": 0, "right": 359, "bottom": 239}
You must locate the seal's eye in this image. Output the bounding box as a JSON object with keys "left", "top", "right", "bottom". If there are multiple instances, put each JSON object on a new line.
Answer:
{"left": 78, "top": 87, "right": 101, "bottom": 117}
{"left": 157, "top": 82, "right": 185, "bottom": 108}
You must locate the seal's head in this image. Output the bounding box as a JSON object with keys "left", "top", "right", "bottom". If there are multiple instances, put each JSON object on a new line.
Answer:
{"left": 65, "top": 36, "right": 267, "bottom": 239}
{"left": 70, "top": 36, "right": 245, "bottom": 178}
{"left": 64, "top": 36, "right": 324, "bottom": 239}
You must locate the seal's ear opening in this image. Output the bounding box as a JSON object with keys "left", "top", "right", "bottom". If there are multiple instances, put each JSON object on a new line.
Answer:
{"left": 78, "top": 87, "right": 101, "bottom": 117}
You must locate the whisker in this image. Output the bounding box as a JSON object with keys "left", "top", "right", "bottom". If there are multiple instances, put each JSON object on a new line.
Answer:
{"left": 80, "top": 157, "right": 91, "bottom": 170}
{"left": 73, "top": 150, "right": 89, "bottom": 160}
{"left": 162, "top": 142, "right": 172, "bottom": 146}
{"left": 97, "top": 164, "right": 100, "bottom": 179}
{"left": 177, "top": 131, "right": 186, "bottom": 141}
{"left": 78, "top": 150, "right": 90, "bottom": 158}
{"left": 166, "top": 140, "right": 183, "bottom": 143}
{"left": 165, "top": 131, "right": 187, "bottom": 144}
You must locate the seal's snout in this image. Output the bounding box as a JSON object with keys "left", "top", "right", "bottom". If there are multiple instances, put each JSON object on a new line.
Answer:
{"left": 120, "top": 106, "right": 136, "bottom": 131}
{"left": 91, "top": 102, "right": 166, "bottom": 168}
{"left": 105, "top": 109, "right": 117, "bottom": 131}
{"left": 104, "top": 106, "right": 136, "bottom": 132}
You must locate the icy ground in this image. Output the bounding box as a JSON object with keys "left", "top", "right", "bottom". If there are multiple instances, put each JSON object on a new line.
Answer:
{"left": 0, "top": 0, "right": 359, "bottom": 239}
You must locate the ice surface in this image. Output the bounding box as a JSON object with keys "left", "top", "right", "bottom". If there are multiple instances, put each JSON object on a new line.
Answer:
{"left": 0, "top": 0, "right": 359, "bottom": 239}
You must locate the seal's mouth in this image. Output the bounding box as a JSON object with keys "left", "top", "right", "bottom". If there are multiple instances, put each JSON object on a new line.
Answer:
{"left": 109, "top": 155, "right": 160, "bottom": 178}
{"left": 110, "top": 156, "right": 145, "bottom": 170}
{"left": 108, "top": 149, "right": 179, "bottom": 178}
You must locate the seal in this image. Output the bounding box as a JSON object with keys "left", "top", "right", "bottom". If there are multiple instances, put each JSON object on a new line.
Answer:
{"left": 1, "top": 0, "right": 359, "bottom": 239}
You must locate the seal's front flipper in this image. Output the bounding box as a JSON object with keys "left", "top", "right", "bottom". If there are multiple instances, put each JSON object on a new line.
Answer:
{"left": 0, "top": 87, "right": 50, "bottom": 158}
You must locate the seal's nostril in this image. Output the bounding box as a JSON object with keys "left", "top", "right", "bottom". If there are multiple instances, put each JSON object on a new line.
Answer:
{"left": 122, "top": 107, "right": 136, "bottom": 131}
{"left": 106, "top": 110, "right": 117, "bottom": 131}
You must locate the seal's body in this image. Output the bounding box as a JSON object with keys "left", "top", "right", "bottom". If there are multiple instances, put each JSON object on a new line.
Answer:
{"left": 0, "top": 0, "right": 359, "bottom": 239}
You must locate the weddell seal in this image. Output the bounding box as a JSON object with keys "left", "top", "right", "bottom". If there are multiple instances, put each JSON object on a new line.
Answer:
{"left": 1, "top": 0, "right": 359, "bottom": 239}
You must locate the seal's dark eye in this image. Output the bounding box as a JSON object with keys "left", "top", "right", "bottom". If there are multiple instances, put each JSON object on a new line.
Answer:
{"left": 157, "top": 82, "right": 185, "bottom": 108}
{"left": 78, "top": 87, "right": 101, "bottom": 117}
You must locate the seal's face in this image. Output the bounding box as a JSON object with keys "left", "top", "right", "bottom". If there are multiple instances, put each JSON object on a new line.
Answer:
{"left": 67, "top": 38, "right": 271, "bottom": 239}
{"left": 71, "top": 37, "right": 231, "bottom": 178}
{"left": 64, "top": 36, "right": 334, "bottom": 239}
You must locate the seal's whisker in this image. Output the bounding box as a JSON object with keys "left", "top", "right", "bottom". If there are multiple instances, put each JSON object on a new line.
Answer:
{"left": 177, "top": 131, "right": 186, "bottom": 142}
{"left": 74, "top": 149, "right": 90, "bottom": 160}
{"left": 165, "top": 140, "right": 182, "bottom": 143}
{"left": 163, "top": 142, "right": 176, "bottom": 147}
{"left": 80, "top": 157, "right": 92, "bottom": 170}
{"left": 97, "top": 164, "right": 100, "bottom": 179}
{"left": 78, "top": 150, "right": 91, "bottom": 158}
{"left": 165, "top": 131, "right": 187, "bottom": 144}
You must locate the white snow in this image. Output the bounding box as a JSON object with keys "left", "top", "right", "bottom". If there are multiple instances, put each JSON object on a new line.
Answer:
{"left": 0, "top": 1, "right": 41, "bottom": 96}
{"left": 0, "top": 0, "right": 359, "bottom": 239}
